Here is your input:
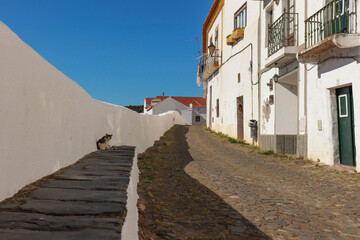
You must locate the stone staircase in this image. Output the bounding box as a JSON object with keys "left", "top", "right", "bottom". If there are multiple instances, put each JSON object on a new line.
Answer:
{"left": 0, "top": 146, "right": 135, "bottom": 240}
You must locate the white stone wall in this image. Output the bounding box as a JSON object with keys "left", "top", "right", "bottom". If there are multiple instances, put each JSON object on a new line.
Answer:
{"left": 151, "top": 97, "right": 188, "bottom": 116}
{"left": 0, "top": 20, "right": 184, "bottom": 206}
{"left": 192, "top": 106, "right": 206, "bottom": 126}
{"left": 306, "top": 57, "right": 360, "bottom": 172}
{"left": 206, "top": 0, "right": 260, "bottom": 142}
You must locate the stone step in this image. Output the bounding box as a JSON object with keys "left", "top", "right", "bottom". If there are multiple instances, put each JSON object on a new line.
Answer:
{"left": 0, "top": 229, "right": 120, "bottom": 240}
{"left": 42, "top": 179, "right": 129, "bottom": 191}
{"left": 20, "top": 199, "right": 125, "bottom": 215}
{"left": 0, "top": 212, "right": 122, "bottom": 231}
{"left": 28, "top": 188, "right": 127, "bottom": 203}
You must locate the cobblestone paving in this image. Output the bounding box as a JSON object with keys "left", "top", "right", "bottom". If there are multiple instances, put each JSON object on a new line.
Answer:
{"left": 138, "top": 125, "right": 360, "bottom": 240}
{"left": 138, "top": 125, "right": 271, "bottom": 240}
{"left": 0, "top": 146, "right": 134, "bottom": 240}
{"left": 186, "top": 126, "right": 360, "bottom": 240}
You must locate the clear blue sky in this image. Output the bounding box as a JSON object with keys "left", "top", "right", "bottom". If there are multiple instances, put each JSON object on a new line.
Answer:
{"left": 0, "top": 0, "right": 213, "bottom": 106}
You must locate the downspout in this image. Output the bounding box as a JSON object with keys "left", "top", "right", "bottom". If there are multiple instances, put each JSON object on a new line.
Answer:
{"left": 305, "top": 0, "right": 308, "bottom": 137}
{"left": 257, "top": 0, "right": 262, "bottom": 145}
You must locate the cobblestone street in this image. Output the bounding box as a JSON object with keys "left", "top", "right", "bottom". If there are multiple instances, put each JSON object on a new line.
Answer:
{"left": 138, "top": 125, "right": 360, "bottom": 239}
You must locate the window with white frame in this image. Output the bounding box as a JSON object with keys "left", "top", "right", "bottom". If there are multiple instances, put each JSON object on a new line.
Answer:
{"left": 234, "top": 3, "right": 247, "bottom": 29}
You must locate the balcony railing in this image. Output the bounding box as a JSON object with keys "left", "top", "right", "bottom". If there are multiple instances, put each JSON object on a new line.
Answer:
{"left": 268, "top": 12, "right": 299, "bottom": 57}
{"left": 305, "top": 0, "right": 349, "bottom": 48}
{"left": 203, "top": 49, "right": 221, "bottom": 80}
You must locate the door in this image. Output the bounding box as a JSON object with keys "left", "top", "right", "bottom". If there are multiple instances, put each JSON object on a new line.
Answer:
{"left": 287, "top": 0, "right": 295, "bottom": 46}
{"left": 209, "top": 86, "right": 212, "bottom": 128}
{"left": 336, "top": 86, "right": 356, "bottom": 166}
{"left": 237, "top": 96, "right": 244, "bottom": 139}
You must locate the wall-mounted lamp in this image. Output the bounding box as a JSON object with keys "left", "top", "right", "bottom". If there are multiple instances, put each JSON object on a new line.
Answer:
{"left": 208, "top": 42, "right": 216, "bottom": 57}
{"left": 273, "top": 74, "right": 279, "bottom": 83}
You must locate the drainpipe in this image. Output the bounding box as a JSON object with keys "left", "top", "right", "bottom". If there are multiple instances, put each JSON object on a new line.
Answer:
{"left": 305, "top": 0, "right": 308, "bottom": 137}
{"left": 257, "top": 0, "right": 262, "bottom": 145}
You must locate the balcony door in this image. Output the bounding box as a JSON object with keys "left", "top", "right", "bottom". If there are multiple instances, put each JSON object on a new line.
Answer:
{"left": 285, "top": 0, "right": 295, "bottom": 46}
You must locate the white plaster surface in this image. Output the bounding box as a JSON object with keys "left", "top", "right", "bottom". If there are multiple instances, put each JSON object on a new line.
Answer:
{"left": 205, "top": 0, "right": 260, "bottom": 142}
{"left": 307, "top": 58, "right": 360, "bottom": 171}
{"left": 275, "top": 82, "right": 298, "bottom": 135}
{"left": 0, "top": 21, "right": 185, "bottom": 239}
{"left": 151, "top": 97, "right": 188, "bottom": 116}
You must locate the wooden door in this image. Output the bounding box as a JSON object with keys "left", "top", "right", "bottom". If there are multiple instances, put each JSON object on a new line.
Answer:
{"left": 237, "top": 96, "right": 244, "bottom": 139}
{"left": 336, "top": 86, "right": 356, "bottom": 166}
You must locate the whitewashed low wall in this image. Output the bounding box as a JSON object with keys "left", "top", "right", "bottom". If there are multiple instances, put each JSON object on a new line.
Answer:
{"left": 0, "top": 20, "right": 184, "bottom": 211}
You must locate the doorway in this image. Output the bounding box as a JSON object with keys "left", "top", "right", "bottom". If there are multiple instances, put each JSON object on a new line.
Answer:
{"left": 336, "top": 86, "right": 356, "bottom": 166}
{"left": 237, "top": 96, "right": 244, "bottom": 139}
{"left": 209, "top": 86, "right": 212, "bottom": 128}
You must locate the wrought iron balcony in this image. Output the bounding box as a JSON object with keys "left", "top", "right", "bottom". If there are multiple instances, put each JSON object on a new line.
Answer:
{"left": 268, "top": 12, "right": 298, "bottom": 57}
{"left": 305, "top": 0, "right": 349, "bottom": 48}
{"left": 203, "top": 49, "right": 221, "bottom": 81}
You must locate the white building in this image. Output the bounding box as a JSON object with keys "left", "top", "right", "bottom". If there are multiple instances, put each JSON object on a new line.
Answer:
{"left": 200, "top": 0, "right": 360, "bottom": 171}
{"left": 144, "top": 96, "right": 206, "bottom": 126}
{"left": 202, "top": 0, "right": 260, "bottom": 144}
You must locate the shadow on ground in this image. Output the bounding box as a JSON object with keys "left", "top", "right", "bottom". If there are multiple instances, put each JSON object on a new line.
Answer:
{"left": 138, "top": 125, "right": 271, "bottom": 240}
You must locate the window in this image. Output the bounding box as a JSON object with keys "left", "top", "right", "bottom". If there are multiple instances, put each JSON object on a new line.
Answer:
{"left": 238, "top": 73, "right": 241, "bottom": 83}
{"left": 234, "top": 4, "right": 247, "bottom": 30}
{"left": 195, "top": 116, "right": 201, "bottom": 122}
{"left": 216, "top": 99, "right": 220, "bottom": 117}
{"left": 338, "top": 94, "right": 348, "bottom": 118}
{"left": 265, "top": 6, "right": 273, "bottom": 47}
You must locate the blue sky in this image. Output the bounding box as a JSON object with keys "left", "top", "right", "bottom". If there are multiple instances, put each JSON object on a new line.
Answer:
{"left": 0, "top": 0, "right": 213, "bottom": 106}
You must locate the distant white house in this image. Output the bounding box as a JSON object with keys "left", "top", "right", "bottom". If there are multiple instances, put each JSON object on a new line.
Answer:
{"left": 144, "top": 96, "right": 206, "bottom": 126}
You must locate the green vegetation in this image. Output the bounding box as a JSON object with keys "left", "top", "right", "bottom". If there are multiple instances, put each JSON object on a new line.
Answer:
{"left": 204, "top": 127, "right": 250, "bottom": 146}
{"left": 259, "top": 150, "right": 275, "bottom": 156}
{"left": 125, "top": 105, "right": 144, "bottom": 113}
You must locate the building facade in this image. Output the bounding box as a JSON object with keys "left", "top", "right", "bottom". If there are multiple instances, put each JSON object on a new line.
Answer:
{"left": 200, "top": 0, "right": 360, "bottom": 171}
{"left": 144, "top": 96, "right": 206, "bottom": 126}
{"left": 202, "top": 0, "right": 260, "bottom": 144}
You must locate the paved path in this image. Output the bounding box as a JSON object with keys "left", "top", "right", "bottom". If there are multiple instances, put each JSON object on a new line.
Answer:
{"left": 186, "top": 126, "right": 360, "bottom": 239}
{"left": 138, "top": 125, "right": 360, "bottom": 239}
{"left": 0, "top": 146, "right": 134, "bottom": 240}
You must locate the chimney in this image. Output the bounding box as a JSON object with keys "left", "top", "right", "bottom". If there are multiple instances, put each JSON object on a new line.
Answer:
{"left": 162, "top": 92, "right": 165, "bottom": 97}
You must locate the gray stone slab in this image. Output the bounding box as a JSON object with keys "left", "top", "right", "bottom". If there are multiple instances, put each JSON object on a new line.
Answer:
{"left": 72, "top": 165, "right": 132, "bottom": 172}
{"left": 42, "top": 179, "right": 129, "bottom": 190}
{"left": 28, "top": 188, "right": 127, "bottom": 203}
{"left": 0, "top": 212, "right": 122, "bottom": 231}
{"left": 54, "top": 174, "right": 130, "bottom": 181}
{"left": 0, "top": 229, "right": 120, "bottom": 240}
{"left": 20, "top": 199, "right": 125, "bottom": 215}
{"left": 79, "top": 159, "right": 133, "bottom": 166}
{"left": 83, "top": 157, "right": 134, "bottom": 163}
{"left": 61, "top": 169, "right": 130, "bottom": 177}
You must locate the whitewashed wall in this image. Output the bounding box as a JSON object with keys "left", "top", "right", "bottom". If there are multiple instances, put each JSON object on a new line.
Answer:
{"left": 192, "top": 106, "right": 206, "bottom": 126}
{"left": 0, "top": 21, "right": 184, "bottom": 204}
{"left": 151, "top": 97, "right": 188, "bottom": 115}
{"left": 306, "top": 58, "right": 360, "bottom": 172}
{"left": 206, "top": 0, "right": 260, "bottom": 142}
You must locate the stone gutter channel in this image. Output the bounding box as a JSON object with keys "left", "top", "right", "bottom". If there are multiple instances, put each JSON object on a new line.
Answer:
{"left": 0, "top": 146, "right": 135, "bottom": 240}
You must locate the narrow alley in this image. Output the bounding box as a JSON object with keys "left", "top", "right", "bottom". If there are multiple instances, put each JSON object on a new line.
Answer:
{"left": 138, "top": 125, "right": 360, "bottom": 240}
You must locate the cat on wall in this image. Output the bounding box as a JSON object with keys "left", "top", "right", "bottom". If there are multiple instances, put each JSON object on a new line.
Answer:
{"left": 96, "top": 133, "right": 112, "bottom": 150}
